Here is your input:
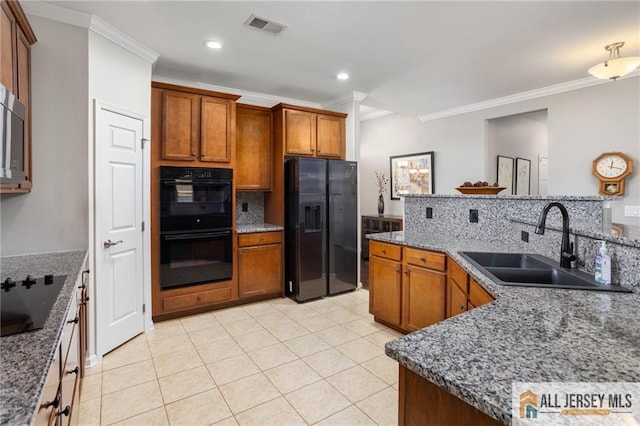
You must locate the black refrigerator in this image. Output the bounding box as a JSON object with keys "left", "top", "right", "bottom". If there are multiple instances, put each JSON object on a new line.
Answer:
{"left": 285, "top": 157, "right": 358, "bottom": 302}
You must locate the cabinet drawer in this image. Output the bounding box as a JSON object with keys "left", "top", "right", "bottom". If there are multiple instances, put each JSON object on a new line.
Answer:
{"left": 448, "top": 258, "right": 468, "bottom": 294}
{"left": 163, "top": 286, "right": 232, "bottom": 311}
{"left": 469, "top": 278, "right": 495, "bottom": 308}
{"left": 369, "top": 241, "right": 401, "bottom": 261}
{"left": 404, "top": 248, "right": 445, "bottom": 271}
{"left": 238, "top": 231, "right": 282, "bottom": 247}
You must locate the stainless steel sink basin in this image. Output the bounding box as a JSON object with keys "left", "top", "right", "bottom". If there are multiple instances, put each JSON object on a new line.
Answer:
{"left": 458, "top": 251, "right": 632, "bottom": 293}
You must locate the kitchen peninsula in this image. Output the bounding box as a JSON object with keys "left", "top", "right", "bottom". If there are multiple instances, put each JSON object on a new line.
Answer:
{"left": 370, "top": 195, "right": 640, "bottom": 425}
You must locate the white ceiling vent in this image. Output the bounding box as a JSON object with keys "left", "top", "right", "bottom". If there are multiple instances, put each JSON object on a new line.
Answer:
{"left": 244, "top": 14, "right": 287, "bottom": 36}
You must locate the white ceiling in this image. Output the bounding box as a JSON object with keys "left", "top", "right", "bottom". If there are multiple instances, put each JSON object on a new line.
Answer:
{"left": 44, "top": 1, "right": 640, "bottom": 118}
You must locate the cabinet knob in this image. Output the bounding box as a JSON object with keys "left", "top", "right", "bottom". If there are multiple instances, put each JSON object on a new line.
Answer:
{"left": 66, "top": 366, "right": 80, "bottom": 376}
{"left": 67, "top": 316, "right": 79, "bottom": 324}
{"left": 43, "top": 392, "right": 61, "bottom": 409}
{"left": 395, "top": 268, "right": 401, "bottom": 273}
{"left": 419, "top": 257, "right": 426, "bottom": 262}
{"left": 381, "top": 249, "right": 386, "bottom": 254}
{"left": 404, "top": 270, "right": 410, "bottom": 275}
{"left": 191, "top": 152, "right": 196, "bottom": 156}
{"left": 459, "top": 305, "right": 466, "bottom": 311}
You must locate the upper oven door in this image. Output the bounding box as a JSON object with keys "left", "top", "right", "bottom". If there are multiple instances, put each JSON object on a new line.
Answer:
{"left": 160, "top": 167, "right": 232, "bottom": 232}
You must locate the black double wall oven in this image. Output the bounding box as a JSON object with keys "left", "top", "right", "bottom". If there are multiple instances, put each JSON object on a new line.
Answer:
{"left": 160, "top": 166, "right": 233, "bottom": 290}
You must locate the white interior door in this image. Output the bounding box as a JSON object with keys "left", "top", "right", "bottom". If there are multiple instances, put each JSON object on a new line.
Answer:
{"left": 97, "top": 104, "right": 144, "bottom": 355}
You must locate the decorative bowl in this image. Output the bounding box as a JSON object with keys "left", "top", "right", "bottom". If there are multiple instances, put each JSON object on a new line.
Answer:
{"left": 455, "top": 186, "right": 506, "bottom": 195}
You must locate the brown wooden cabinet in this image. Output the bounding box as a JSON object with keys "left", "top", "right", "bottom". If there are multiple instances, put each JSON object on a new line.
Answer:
{"left": 238, "top": 231, "right": 283, "bottom": 299}
{"left": 369, "top": 241, "right": 446, "bottom": 333}
{"left": 273, "top": 103, "right": 346, "bottom": 159}
{"left": 236, "top": 105, "right": 272, "bottom": 190}
{"left": 403, "top": 248, "right": 446, "bottom": 332}
{"left": 446, "top": 258, "right": 495, "bottom": 318}
{"left": 0, "top": 0, "right": 36, "bottom": 193}
{"left": 399, "top": 366, "right": 501, "bottom": 426}
{"left": 152, "top": 82, "right": 239, "bottom": 166}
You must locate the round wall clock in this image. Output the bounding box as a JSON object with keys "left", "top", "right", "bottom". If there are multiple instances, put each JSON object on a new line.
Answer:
{"left": 592, "top": 152, "right": 633, "bottom": 196}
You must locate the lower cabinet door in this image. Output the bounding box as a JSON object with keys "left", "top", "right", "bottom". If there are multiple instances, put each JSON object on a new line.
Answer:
{"left": 447, "top": 279, "right": 468, "bottom": 318}
{"left": 369, "top": 256, "right": 402, "bottom": 327}
{"left": 238, "top": 243, "right": 283, "bottom": 298}
{"left": 404, "top": 266, "right": 446, "bottom": 332}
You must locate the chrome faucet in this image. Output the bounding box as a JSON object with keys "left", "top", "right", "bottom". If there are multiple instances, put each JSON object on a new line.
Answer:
{"left": 534, "top": 202, "right": 577, "bottom": 268}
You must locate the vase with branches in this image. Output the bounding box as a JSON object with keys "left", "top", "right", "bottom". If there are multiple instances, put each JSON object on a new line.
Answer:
{"left": 375, "top": 171, "right": 389, "bottom": 215}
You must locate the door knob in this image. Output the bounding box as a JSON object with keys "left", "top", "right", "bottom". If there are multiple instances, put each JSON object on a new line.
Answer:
{"left": 103, "top": 239, "right": 123, "bottom": 248}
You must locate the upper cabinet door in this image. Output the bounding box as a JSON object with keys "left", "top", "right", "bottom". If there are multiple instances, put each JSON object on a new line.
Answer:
{"left": 201, "top": 96, "right": 233, "bottom": 163}
{"left": 316, "top": 114, "right": 344, "bottom": 158}
{"left": 162, "top": 90, "right": 198, "bottom": 161}
{"left": 284, "top": 109, "right": 316, "bottom": 156}
{"left": 236, "top": 107, "right": 272, "bottom": 190}
{"left": 0, "top": 3, "right": 16, "bottom": 91}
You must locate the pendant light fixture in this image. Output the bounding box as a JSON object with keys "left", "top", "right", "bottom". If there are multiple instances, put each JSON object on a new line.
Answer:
{"left": 588, "top": 41, "right": 640, "bottom": 81}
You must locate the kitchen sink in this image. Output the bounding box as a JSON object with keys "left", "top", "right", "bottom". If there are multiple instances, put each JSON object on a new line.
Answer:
{"left": 458, "top": 251, "right": 632, "bottom": 293}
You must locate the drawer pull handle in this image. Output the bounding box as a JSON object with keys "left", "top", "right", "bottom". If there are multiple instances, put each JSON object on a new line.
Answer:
{"left": 43, "top": 393, "right": 60, "bottom": 409}
{"left": 67, "top": 316, "right": 79, "bottom": 324}
{"left": 57, "top": 406, "right": 71, "bottom": 417}
{"left": 404, "top": 270, "right": 410, "bottom": 275}
{"left": 419, "top": 257, "right": 426, "bottom": 262}
{"left": 381, "top": 249, "right": 386, "bottom": 254}
{"left": 67, "top": 366, "right": 79, "bottom": 376}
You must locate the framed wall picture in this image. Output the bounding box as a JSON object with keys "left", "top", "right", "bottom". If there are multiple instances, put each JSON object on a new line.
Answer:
{"left": 515, "top": 157, "right": 531, "bottom": 195}
{"left": 497, "top": 155, "right": 514, "bottom": 195}
{"left": 389, "top": 151, "right": 434, "bottom": 199}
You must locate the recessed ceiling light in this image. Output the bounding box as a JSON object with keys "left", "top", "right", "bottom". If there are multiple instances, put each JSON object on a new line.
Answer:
{"left": 203, "top": 40, "right": 222, "bottom": 49}
{"left": 337, "top": 72, "right": 349, "bottom": 80}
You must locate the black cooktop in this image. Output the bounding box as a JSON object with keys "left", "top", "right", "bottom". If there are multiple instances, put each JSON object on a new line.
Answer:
{"left": 1, "top": 274, "right": 66, "bottom": 337}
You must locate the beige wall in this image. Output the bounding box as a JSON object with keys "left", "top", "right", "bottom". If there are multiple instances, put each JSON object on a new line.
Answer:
{"left": 360, "top": 76, "right": 640, "bottom": 225}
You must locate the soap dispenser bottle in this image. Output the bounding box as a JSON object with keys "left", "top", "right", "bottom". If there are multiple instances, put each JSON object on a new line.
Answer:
{"left": 594, "top": 241, "right": 611, "bottom": 284}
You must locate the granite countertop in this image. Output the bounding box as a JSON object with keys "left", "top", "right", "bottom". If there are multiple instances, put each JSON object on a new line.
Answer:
{"left": 368, "top": 232, "right": 640, "bottom": 425}
{"left": 0, "top": 250, "right": 87, "bottom": 426}
{"left": 236, "top": 223, "right": 284, "bottom": 234}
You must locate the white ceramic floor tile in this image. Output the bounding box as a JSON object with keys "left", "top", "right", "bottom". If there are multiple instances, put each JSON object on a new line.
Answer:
{"left": 152, "top": 347, "right": 203, "bottom": 378}
{"left": 213, "top": 306, "right": 252, "bottom": 324}
{"left": 328, "top": 307, "right": 365, "bottom": 324}
{"left": 251, "top": 311, "right": 290, "bottom": 328}
{"left": 102, "top": 334, "right": 151, "bottom": 371}
{"left": 243, "top": 301, "right": 281, "bottom": 317}
{"left": 206, "top": 353, "right": 261, "bottom": 386}
{"left": 147, "top": 332, "right": 196, "bottom": 358}
{"left": 111, "top": 407, "right": 169, "bottom": 426}
{"left": 284, "top": 380, "right": 351, "bottom": 424}
{"left": 222, "top": 317, "right": 263, "bottom": 337}
{"left": 342, "top": 318, "right": 386, "bottom": 337}
{"left": 80, "top": 373, "right": 102, "bottom": 402}
{"left": 101, "top": 381, "right": 164, "bottom": 425}
{"left": 314, "top": 405, "right": 376, "bottom": 425}
{"left": 265, "top": 322, "right": 310, "bottom": 342}
{"left": 146, "top": 319, "right": 186, "bottom": 341}
{"left": 102, "top": 359, "right": 157, "bottom": 395}
{"left": 264, "top": 359, "right": 322, "bottom": 394}
{"left": 218, "top": 373, "right": 281, "bottom": 414}
{"left": 364, "top": 329, "right": 403, "bottom": 349}
{"left": 234, "top": 328, "right": 279, "bottom": 352}
{"left": 247, "top": 342, "right": 298, "bottom": 371}
{"left": 194, "top": 337, "right": 244, "bottom": 364}
{"left": 179, "top": 311, "right": 219, "bottom": 333}
{"left": 315, "top": 325, "right": 360, "bottom": 347}
{"left": 302, "top": 348, "right": 357, "bottom": 378}
{"left": 78, "top": 394, "right": 101, "bottom": 425}
{"left": 283, "top": 333, "right": 331, "bottom": 358}
{"left": 297, "top": 315, "right": 338, "bottom": 333}
{"left": 235, "top": 397, "right": 307, "bottom": 426}
{"left": 188, "top": 324, "right": 232, "bottom": 347}
{"left": 336, "top": 338, "right": 385, "bottom": 364}
{"left": 157, "top": 365, "right": 215, "bottom": 404}
{"left": 164, "top": 388, "right": 232, "bottom": 425}
{"left": 356, "top": 386, "right": 399, "bottom": 426}
{"left": 326, "top": 365, "right": 388, "bottom": 403}
{"left": 361, "top": 355, "right": 399, "bottom": 385}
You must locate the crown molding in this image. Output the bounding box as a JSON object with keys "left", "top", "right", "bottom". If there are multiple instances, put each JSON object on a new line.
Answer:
{"left": 88, "top": 16, "right": 159, "bottom": 64}
{"left": 23, "top": 1, "right": 159, "bottom": 64}
{"left": 152, "top": 75, "right": 322, "bottom": 109}
{"left": 323, "top": 91, "right": 368, "bottom": 108}
{"left": 417, "top": 75, "right": 638, "bottom": 122}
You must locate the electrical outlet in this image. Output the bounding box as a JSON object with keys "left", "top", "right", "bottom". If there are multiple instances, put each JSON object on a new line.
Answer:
{"left": 521, "top": 230, "right": 529, "bottom": 242}
{"left": 624, "top": 205, "right": 640, "bottom": 217}
{"left": 426, "top": 207, "right": 433, "bottom": 219}
{"left": 469, "top": 209, "right": 478, "bottom": 223}
{"left": 242, "top": 202, "right": 248, "bottom": 212}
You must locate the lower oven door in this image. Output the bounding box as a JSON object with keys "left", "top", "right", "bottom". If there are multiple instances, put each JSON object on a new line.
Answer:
{"left": 160, "top": 229, "right": 233, "bottom": 289}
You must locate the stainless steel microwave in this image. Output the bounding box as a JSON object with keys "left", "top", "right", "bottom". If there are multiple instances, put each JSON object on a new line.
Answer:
{"left": 0, "top": 83, "right": 26, "bottom": 183}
